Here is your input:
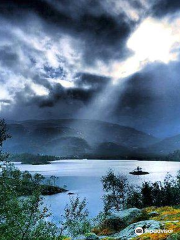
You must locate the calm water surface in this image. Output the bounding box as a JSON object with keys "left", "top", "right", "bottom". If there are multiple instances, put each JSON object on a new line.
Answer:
{"left": 15, "top": 160, "right": 180, "bottom": 223}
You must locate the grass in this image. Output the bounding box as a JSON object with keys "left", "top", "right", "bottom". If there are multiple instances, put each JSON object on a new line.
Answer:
{"left": 132, "top": 206, "right": 180, "bottom": 240}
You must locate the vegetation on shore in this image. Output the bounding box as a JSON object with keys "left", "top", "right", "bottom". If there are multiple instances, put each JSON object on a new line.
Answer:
{"left": 10, "top": 149, "right": 180, "bottom": 162}
{"left": 87, "top": 149, "right": 180, "bottom": 161}
{"left": 7, "top": 150, "right": 180, "bottom": 163}
{"left": 101, "top": 169, "right": 180, "bottom": 212}
{"left": 131, "top": 206, "right": 180, "bottom": 240}
{"left": 0, "top": 166, "right": 67, "bottom": 196}
{"left": 8, "top": 153, "right": 61, "bottom": 165}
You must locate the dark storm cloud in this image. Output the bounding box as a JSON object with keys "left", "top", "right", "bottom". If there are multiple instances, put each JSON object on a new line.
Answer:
{"left": 35, "top": 85, "right": 93, "bottom": 108}
{"left": 112, "top": 60, "right": 180, "bottom": 137}
{"left": 29, "top": 73, "right": 110, "bottom": 108}
{"left": 0, "top": 47, "right": 19, "bottom": 68}
{"left": 0, "top": 99, "right": 11, "bottom": 104}
{"left": 76, "top": 73, "right": 110, "bottom": 90}
{"left": 1, "top": 82, "right": 103, "bottom": 121}
{"left": 2, "top": 0, "right": 180, "bottom": 138}
{"left": 1, "top": 72, "right": 109, "bottom": 121}
{"left": 0, "top": 0, "right": 136, "bottom": 64}
{"left": 153, "top": 0, "right": 180, "bottom": 17}
{"left": 0, "top": 0, "right": 142, "bottom": 121}
{"left": 129, "top": 0, "right": 144, "bottom": 10}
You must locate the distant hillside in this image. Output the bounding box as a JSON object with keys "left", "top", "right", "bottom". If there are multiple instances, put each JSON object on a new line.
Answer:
{"left": 4, "top": 119, "right": 159, "bottom": 158}
{"left": 95, "top": 142, "right": 131, "bottom": 157}
{"left": 143, "top": 134, "right": 180, "bottom": 155}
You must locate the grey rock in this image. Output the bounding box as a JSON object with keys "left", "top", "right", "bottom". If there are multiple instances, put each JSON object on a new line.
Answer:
{"left": 74, "top": 236, "right": 85, "bottom": 240}
{"left": 113, "top": 220, "right": 161, "bottom": 240}
{"left": 85, "top": 233, "right": 99, "bottom": 240}
{"left": 107, "top": 208, "right": 142, "bottom": 225}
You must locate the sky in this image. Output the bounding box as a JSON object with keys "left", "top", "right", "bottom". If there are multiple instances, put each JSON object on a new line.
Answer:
{"left": 1, "top": 0, "right": 180, "bottom": 137}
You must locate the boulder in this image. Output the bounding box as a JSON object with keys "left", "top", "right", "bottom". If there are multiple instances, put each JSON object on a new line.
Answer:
{"left": 104, "top": 208, "right": 142, "bottom": 230}
{"left": 113, "top": 220, "right": 161, "bottom": 240}
{"left": 74, "top": 236, "right": 85, "bottom": 240}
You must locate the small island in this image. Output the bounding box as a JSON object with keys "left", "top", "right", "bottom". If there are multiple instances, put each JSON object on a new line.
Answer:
{"left": 129, "top": 166, "right": 149, "bottom": 175}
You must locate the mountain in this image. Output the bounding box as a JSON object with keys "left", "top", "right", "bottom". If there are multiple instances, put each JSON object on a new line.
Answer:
{"left": 95, "top": 142, "right": 131, "bottom": 157}
{"left": 143, "top": 133, "right": 180, "bottom": 155}
{"left": 4, "top": 119, "right": 159, "bottom": 158}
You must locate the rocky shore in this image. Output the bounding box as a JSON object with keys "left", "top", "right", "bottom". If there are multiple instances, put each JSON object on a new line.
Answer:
{"left": 41, "top": 184, "right": 67, "bottom": 195}
{"left": 67, "top": 206, "right": 180, "bottom": 240}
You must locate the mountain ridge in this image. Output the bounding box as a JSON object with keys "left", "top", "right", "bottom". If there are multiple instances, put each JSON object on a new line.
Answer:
{"left": 4, "top": 119, "right": 160, "bottom": 157}
{"left": 142, "top": 133, "right": 180, "bottom": 155}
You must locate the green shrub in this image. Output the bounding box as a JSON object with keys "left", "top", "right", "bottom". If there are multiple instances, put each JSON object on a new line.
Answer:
{"left": 62, "top": 196, "right": 92, "bottom": 238}
{"left": 102, "top": 170, "right": 180, "bottom": 210}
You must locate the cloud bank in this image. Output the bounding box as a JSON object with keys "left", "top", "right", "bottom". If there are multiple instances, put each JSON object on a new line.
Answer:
{"left": 1, "top": 0, "right": 180, "bottom": 137}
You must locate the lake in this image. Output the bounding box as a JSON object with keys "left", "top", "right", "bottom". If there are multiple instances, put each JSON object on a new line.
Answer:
{"left": 15, "top": 160, "right": 180, "bottom": 223}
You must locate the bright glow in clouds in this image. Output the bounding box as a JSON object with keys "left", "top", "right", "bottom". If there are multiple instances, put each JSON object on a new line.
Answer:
{"left": 51, "top": 79, "right": 75, "bottom": 88}
{"left": 112, "top": 17, "right": 180, "bottom": 80}
{"left": 79, "top": 16, "right": 180, "bottom": 122}
{"left": 31, "top": 83, "right": 49, "bottom": 96}
{"left": 128, "top": 18, "right": 175, "bottom": 63}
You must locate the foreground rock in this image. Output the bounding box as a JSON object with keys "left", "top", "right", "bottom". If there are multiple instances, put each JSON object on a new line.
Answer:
{"left": 85, "top": 233, "right": 99, "bottom": 240}
{"left": 104, "top": 208, "right": 142, "bottom": 230}
{"left": 74, "top": 233, "right": 99, "bottom": 240}
{"left": 113, "top": 220, "right": 161, "bottom": 240}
